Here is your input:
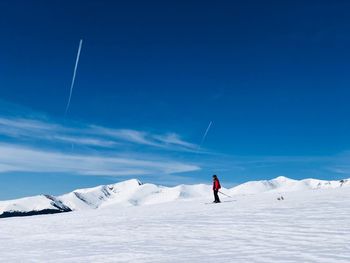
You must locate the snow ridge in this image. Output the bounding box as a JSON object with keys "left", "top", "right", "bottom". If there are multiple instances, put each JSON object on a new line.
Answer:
{"left": 0, "top": 177, "right": 349, "bottom": 218}
{"left": 229, "top": 176, "right": 350, "bottom": 195}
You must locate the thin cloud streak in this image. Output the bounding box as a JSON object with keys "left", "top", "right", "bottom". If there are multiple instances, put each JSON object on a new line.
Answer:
{"left": 0, "top": 116, "right": 198, "bottom": 151}
{"left": 90, "top": 126, "right": 198, "bottom": 151}
{"left": 0, "top": 144, "right": 200, "bottom": 176}
{"left": 53, "top": 136, "right": 118, "bottom": 148}
{"left": 198, "top": 121, "right": 213, "bottom": 152}
{"left": 65, "top": 39, "right": 83, "bottom": 116}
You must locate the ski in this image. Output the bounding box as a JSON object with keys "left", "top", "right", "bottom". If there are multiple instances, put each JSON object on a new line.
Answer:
{"left": 204, "top": 200, "right": 236, "bottom": 204}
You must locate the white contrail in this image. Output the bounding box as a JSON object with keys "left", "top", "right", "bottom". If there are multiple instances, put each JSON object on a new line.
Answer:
{"left": 198, "top": 121, "right": 213, "bottom": 151}
{"left": 65, "top": 39, "right": 83, "bottom": 116}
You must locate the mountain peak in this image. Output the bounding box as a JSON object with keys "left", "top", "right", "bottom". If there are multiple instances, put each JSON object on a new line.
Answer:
{"left": 273, "top": 176, "right": 292, "bottom": 181}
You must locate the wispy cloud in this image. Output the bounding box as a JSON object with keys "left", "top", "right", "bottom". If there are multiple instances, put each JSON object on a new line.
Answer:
{"left": 0, "top": 117, "right": 61, "bottom": 136}
{"left": 89, "top": 125, "right": 198, "bottom": 151}
{"left": 0, "top": 116, "right": 198, "bottom": 151}
{"left": 52, "top": 135, "right": 118, "bottom": 148}
{"left": 0, "top": 115, "right": 201, "bottom": 176}
{"left": 2, "top": 114, "right": 347, "bottom": 181}
{"left": 0, "top": 143, "right": 200, "bottom": 176}
{"left": 323, "top": 151, "right": 350, "bottom": 176}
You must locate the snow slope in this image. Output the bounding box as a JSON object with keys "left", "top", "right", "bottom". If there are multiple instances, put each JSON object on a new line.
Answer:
{"left": 1, "top": 177, "right": 349, "bottom": 218}
{"left": 0, "top": 186, "right": 349, "bottom": 262}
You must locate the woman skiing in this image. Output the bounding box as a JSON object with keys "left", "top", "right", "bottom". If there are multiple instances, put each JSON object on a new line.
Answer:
{"left": 212, "top": 175, "right": 221, "bottom": 203}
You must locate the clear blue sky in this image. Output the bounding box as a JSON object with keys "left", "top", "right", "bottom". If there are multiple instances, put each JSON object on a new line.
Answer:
{"left": 1, "top": 0, "right": 350, "bottom": 199}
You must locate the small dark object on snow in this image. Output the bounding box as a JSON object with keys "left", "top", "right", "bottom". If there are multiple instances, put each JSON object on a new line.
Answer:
{"left": 277, "top": 196, "right": 284, "bottom": 201}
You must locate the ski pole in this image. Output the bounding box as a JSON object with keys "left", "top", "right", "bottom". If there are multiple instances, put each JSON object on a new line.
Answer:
{"left": 218, "top": 191, "right": 233, "bottom": 198}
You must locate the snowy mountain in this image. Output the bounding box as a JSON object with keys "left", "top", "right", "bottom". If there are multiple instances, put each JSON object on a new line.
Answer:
{"left": 0, "top": 194, "right": 71, "bottom": 218}
{"left": 0, "top": 176, "right": 349, "bottom": 218}
{"left": 228, "top": 176, "right": 350, "bottom": 195}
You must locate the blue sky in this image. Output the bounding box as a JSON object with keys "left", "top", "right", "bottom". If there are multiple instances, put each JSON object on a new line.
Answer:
{"left": 1, "top": 0, "right": 350, "bottom": 199}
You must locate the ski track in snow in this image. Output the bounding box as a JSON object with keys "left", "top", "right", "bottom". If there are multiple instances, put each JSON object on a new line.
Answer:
{"left": 0, "top": 188, "right": 349, "bottom": 263}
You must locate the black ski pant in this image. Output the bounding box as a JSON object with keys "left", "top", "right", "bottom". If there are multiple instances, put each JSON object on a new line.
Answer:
{"left": 213, "top": 189, "right": 220, "bottom": 202}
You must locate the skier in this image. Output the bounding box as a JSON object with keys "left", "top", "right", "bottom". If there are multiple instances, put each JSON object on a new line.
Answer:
{"left": 212, "top": 175, "right": 221, "bottom": 203}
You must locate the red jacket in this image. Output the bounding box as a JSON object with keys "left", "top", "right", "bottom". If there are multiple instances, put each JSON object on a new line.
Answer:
{"left": 213, "top": 179, "right": 221, "bottom": 191}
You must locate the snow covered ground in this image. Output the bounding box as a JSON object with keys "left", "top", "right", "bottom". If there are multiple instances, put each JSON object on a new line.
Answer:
{"left": 0, "top": 180, "right": 349, "bottom": 262}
